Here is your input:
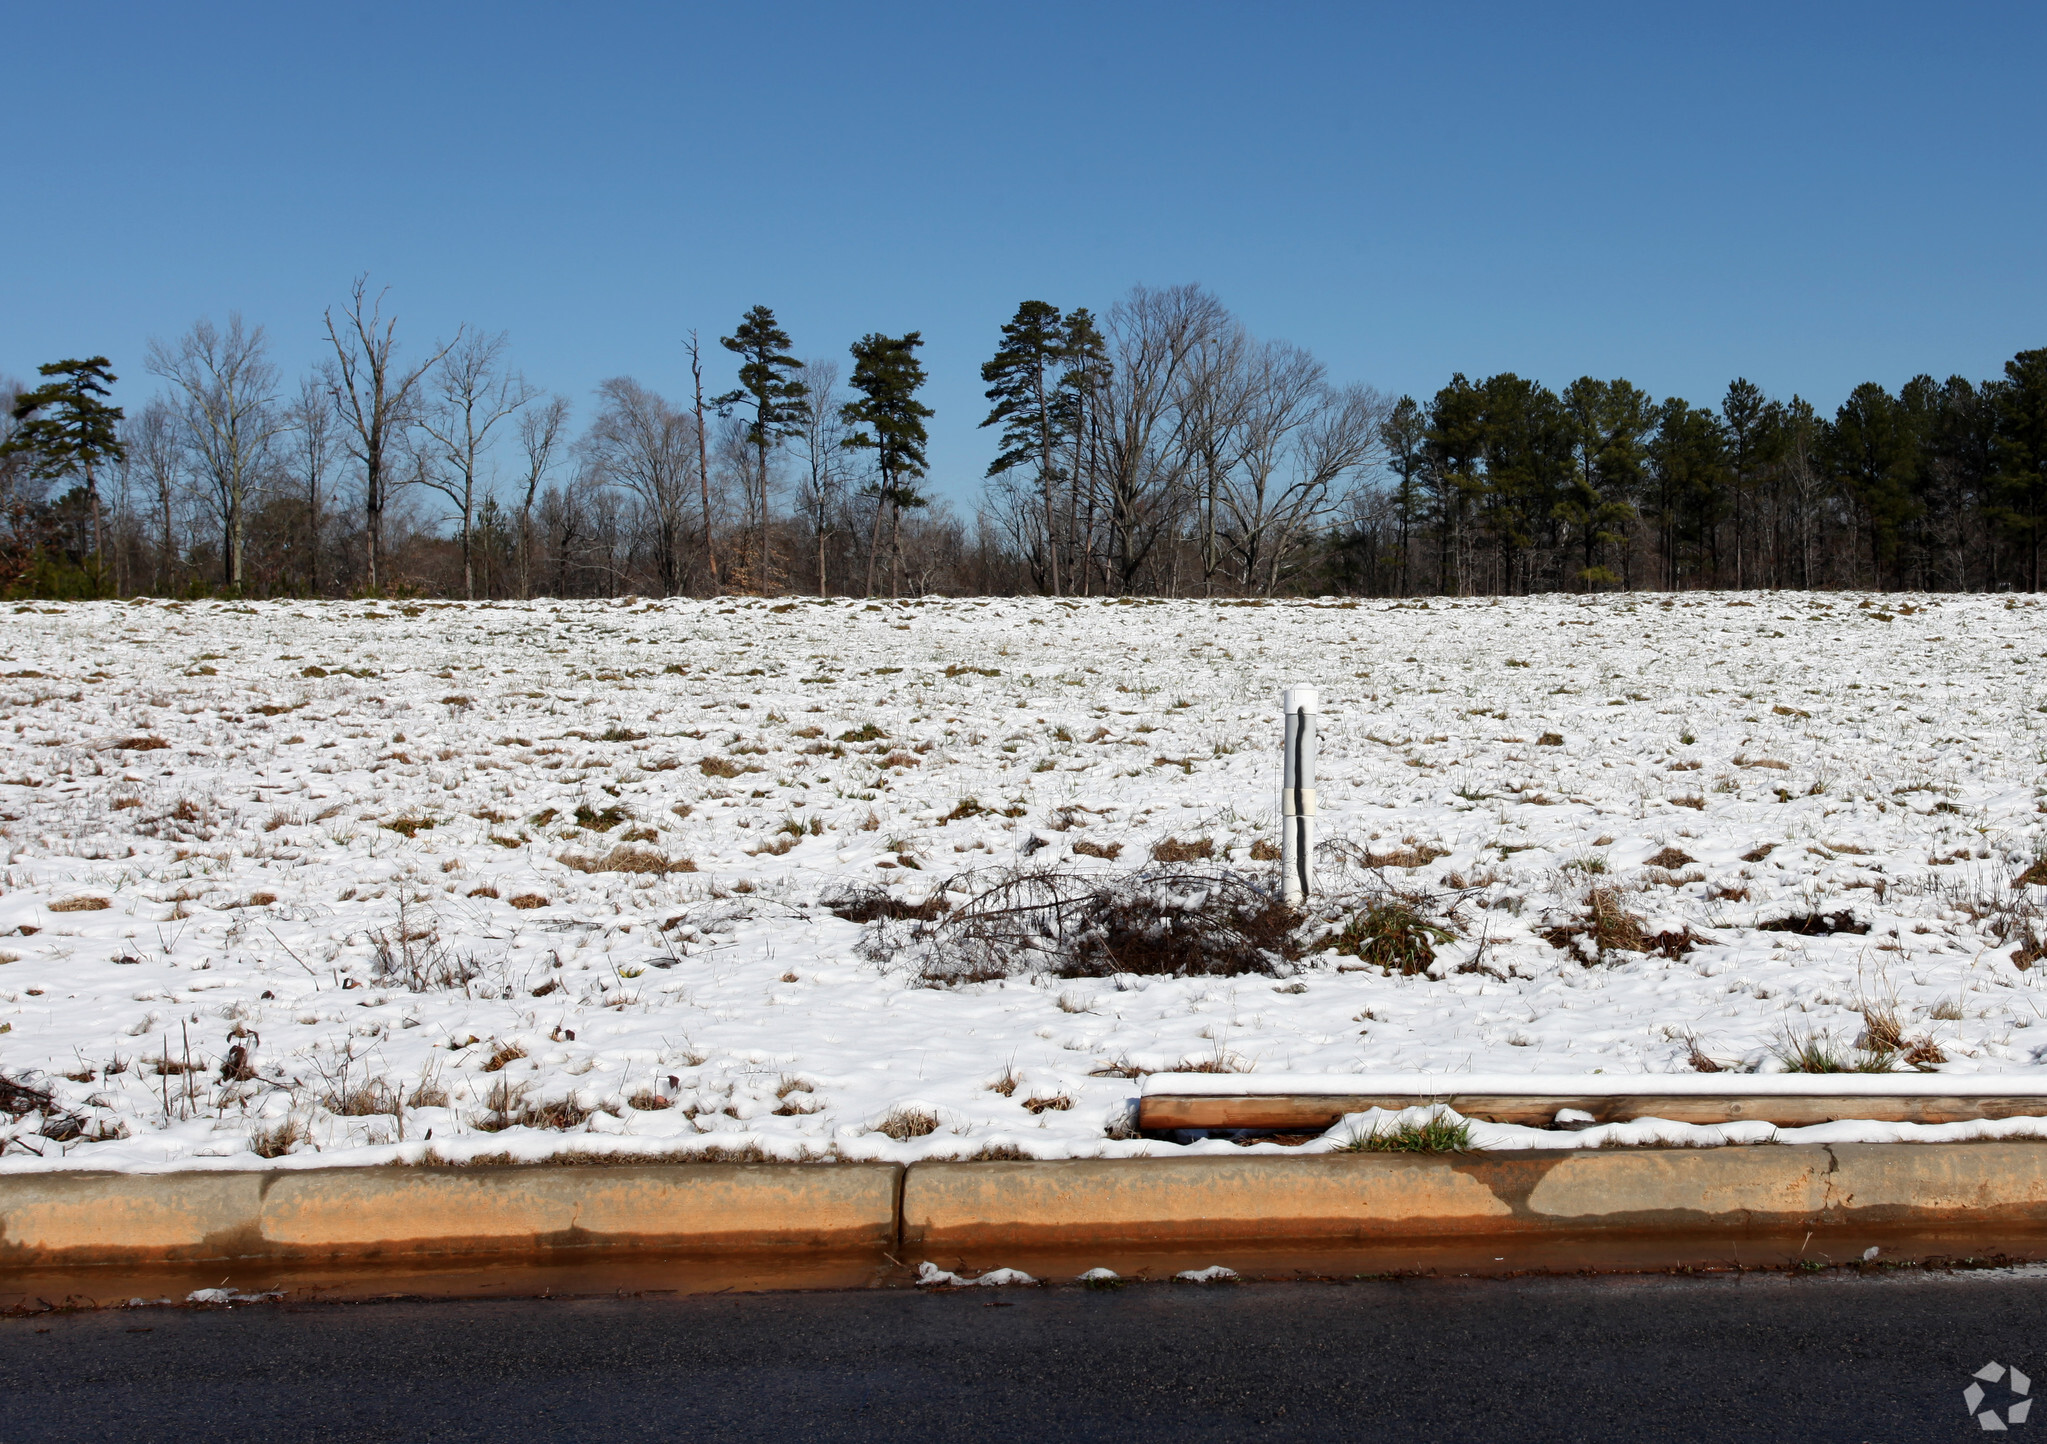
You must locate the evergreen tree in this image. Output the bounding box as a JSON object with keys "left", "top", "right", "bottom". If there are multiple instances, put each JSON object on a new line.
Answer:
{"left": 1992, "top": 350, "right": 2047, "bottom": 590}
{"left": 1056, "top": 309, "right": 1110, "bottom": 593}
{"left": 1721, "top": 378, "right": 1767, "bottom": 588}
{"left": 1378, "top": 396, "right": 1427, "bottom": 594}
{"left": 1647, "top": 399, "right": 1728, "bottom": 588}
{"left": 1476, "top": 373, "right": 1571, "bottom": 593}
{"left": 1557, "top": 378, "right": 1647, "bottom": 589}
{"left": 2, "top": 357, "right": 125, "bottom": 585}
{"left": 718, "top": 305, "right": 807, "bottom": 590}
{"left": 980, "top": 300, "right": 1068, "bottom": 594}
{"left": 1832, "top": 382, "right": 1921, "bottom": 587}
{"left": 1424, "top": 375, "right": 1485, "bottom": 594}
{"left": 841, "top": 332, "right": 932, "bottom": 597}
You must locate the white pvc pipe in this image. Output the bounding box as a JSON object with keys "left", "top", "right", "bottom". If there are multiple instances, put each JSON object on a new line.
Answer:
{"left": 1281, "top": 684, "right": 1317, "bottom": 905}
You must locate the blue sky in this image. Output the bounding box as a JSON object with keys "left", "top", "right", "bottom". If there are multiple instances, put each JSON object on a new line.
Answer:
{"left": 4, "top": 2, "right": 2043, "bottom": 502}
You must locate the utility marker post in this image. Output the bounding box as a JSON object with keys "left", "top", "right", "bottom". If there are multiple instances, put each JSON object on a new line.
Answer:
{"left": 1281, "top": 684, "right": 1317, "bottom": 906}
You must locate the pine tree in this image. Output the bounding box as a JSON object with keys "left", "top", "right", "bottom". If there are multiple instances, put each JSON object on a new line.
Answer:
{"left": 1992, "top": 350, "right": 2047, "bottom": 590}
{"left": 1379, "top": 397, "right": 1427, "bottom": 594}
{"left": 2, "top": 357, "right": 125, "bottom": 586}
{"left": 717, "top": 306, "right": 807, "bottom": 591}
{"left": 1721, "top": 378, "right": 1767, "bottom": 588}
{"left": 1055, "top": 309, "right": 1109, "bottom": 592}
{"left": 980, "top": 300, "right": 1068, "bottom": 594}
{"left": 1832, "top": 382, "right": 1920, "bottom": 587}
{"left": 840, "top": 332, "right": 932, "bottom": 598}
{"left": 1558, "top": 378, "right": 1650, "bottom": 590}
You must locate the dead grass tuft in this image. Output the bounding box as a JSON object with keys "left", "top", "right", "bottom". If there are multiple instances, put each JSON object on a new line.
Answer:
{"left": 48, "top": 896, "right": 112, "bottom": 913}
{"left": 558, "top": 845, "right": 696, "bottom": 876}
{"left": 324, "top": 1078, "right": 401, "bottom": 1117}
{"left": 873, "top": 1105, "right": 939, "bottom": 1140}
{"left": 482, "top": 1040, "right": 528, "bottom": 1073}
{"left": 1542, "top": 885, "right": 1698, "bottom": 962}
{"left": 1365, "top": 839, "right": 1449, "bottom": 869}
{"left": 250, "top": 1115, "right": 310, "bottom": 1158}
{"left": 1150, "top": 836, "right": 1214, "bottom": 863}
{"left": 506, "top": 893, "right": 550, "bottom": 910}
{"left": 1330, "top": 901, "right": 1456, "bottom": 975}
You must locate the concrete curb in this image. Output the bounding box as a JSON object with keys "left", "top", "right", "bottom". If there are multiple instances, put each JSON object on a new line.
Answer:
{"left": 902, "top": 1145, "right": 2047, "bottom": 1250}
{"left": 7, "top": 1144, "right": 2047, "bottom": 1271}
{"left": 0, "top": 1163, "right": 901, "bottom": 1268}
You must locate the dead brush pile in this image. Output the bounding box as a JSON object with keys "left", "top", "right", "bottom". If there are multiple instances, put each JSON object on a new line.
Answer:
{"left": 862, "top": 864, "right": 1303, "bottom": 984}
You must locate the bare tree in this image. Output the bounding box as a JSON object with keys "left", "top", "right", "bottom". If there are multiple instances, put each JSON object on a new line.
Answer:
{"left": 1092, "top": 284, "right": 1227, "bottom": 591}
{"left": 146, "top": 314, "right": 280, "bottom": 592}
{"left": 581, "top": 378, "right": 697, "bottom": 596}
{"left": 685, "top": 332, "right": 722, "bottom": 591}
{"left": 1202, "top": 341, "right": 1373, "bottom": 590}
{"left": 282, "top": 377, "right": 337, "bottom": 594}
{"left": 1174, "top": 319, "right": 1255, "bottom": 592}
{"left": 418, "top": 332, "right": 534, "bottom": 599}
{"left": 1219, "top": 367, "right": 1385, "bottom": 591}
{"left": 323, "top": 276, "right": 457, "bottom": 593}
{"left": 794, "top": 358, "right": 848, "bottom": 595}
{"left": 125, "top": 398, "right": 185, "bottom": 593}
{"left": 515, "top": 394, "right": 570, "bottom": 599}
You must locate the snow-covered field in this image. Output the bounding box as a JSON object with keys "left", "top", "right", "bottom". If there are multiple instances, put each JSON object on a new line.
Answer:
{"left": 3, "top": 590, "right": 2046, "bottom": 1171}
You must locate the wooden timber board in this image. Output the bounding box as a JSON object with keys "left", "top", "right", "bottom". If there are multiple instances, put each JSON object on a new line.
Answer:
{"left": 1138, "top": 1092, "right": 2047, "bottom": 1131}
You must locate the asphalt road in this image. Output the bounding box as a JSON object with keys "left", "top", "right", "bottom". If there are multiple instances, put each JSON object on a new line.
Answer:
{"left": 5, "top": 1269, "right": 2042, "bottom": 1442}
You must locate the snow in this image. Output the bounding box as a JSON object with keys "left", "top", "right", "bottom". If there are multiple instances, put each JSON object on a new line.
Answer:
{"left": 1320, "top": 1104, "right": 2047, "bottom": 1152}
{"left": 916, "top": 1262, "right": 1036, "bottom": 1287}
{"left": 1, "top": 590, "right": 2045, "bottom": 1172}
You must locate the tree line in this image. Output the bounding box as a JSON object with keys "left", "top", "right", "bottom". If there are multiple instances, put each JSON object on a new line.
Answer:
{"left": 3, "top": 276, "right": 2042, "bottom": 599}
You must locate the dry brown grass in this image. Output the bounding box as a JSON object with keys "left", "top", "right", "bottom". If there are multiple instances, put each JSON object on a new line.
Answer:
{"left": 874, "top": 1105, "right": 939, "bottom": 1139}
{"left": 1150, "top": 836, "right": 1214, "bottom": 863}
{"left": 1542, "top": 885, "right": 1699, "bottom": 962}
{"left": 48, "top": 896, "right": 112, "bottom": 912}
{"left": 1366, "top": 840, "right": 1448, "bottom": 869}
{"left": 250, "top": 1115, "right": 310, "bottom": 1158}
{"left": 506, "top": 893, "right": 549, "bottom": 910}
{"left": 699, "top": 755, "right": 761, "bottom": 778}
{"left": 482, "top": 1040, "right": 528, "bottom": 1072}
{"left": 558, "top": 845, "right": 696, "bottom": 876}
